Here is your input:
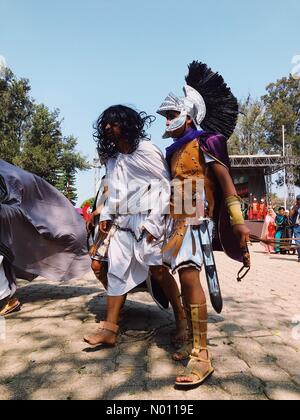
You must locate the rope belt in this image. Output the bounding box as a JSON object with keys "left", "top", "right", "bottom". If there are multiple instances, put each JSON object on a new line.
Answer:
{"left": 114, "top": 225, "right": 146, "bottom": 243}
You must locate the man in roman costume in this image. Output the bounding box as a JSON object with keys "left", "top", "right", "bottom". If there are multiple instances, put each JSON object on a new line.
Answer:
{"left": 157, "top": 61, "right": 250, "bottom": 387}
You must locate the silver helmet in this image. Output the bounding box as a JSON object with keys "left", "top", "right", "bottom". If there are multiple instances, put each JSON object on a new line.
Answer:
{"left": 157, "top": 61, "right": 239, "bottom": 140}
{"left": 157, "top": 85, "right": 206, "bottom": 138}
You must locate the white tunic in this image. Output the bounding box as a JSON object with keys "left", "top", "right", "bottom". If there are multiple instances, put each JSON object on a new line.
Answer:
{"left": 100, "top": 140, "right": 170, "bottom": 296}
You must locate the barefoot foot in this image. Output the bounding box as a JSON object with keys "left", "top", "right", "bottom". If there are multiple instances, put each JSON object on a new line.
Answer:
{"left": 171, "top": 318, "right": 188, "bottom": 348}
{"left": 83, "top": 321, "right": 119, "bottom": 347}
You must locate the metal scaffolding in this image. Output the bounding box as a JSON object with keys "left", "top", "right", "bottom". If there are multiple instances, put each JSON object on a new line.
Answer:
{"left": 230, "top": 154, "right": 300, "bottom": 207}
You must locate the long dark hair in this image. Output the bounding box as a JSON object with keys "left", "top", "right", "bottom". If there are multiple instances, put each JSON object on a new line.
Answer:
{"left": 94, "top": 105, "right": 155, "bottom": 163}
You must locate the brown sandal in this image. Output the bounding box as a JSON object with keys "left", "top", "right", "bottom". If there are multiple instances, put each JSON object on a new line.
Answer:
{"left": 174, "top": 303, "right": 214, "bottom": 386}
{"left": 0, "top": 297, "right": 21, "bottom": 316}
{"left": 175, "top": 348, "right": 214, "bottom": 387}
{"left": 83, "top": 321, "right": 119, "bottom": 347}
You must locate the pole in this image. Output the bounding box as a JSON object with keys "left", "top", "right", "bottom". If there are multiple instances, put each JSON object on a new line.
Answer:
{"left": 282, "top": 125, "right": 287, "bottom": 209}
{"left": 282, "top": 125, "right": 285, "bottom": 157}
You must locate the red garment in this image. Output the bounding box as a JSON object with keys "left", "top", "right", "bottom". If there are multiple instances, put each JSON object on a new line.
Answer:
{"left": 82, "top": 203, "right": 91, "bottom": 221}
{"left": 267, "top": 221, "right": 276, "bottom": 237}
{"left": 258, "top": 202, "right": 267, "bottom": 220}
{"left": 249, "top": 200, "right": 259, "bottom": 220}
{"left": 252, "top": 202, "right": 259, "bottom": 218}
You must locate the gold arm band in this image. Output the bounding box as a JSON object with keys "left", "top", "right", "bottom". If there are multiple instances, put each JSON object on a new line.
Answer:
{"left": 225, "top": 195, "right": 245, "bottom": 226}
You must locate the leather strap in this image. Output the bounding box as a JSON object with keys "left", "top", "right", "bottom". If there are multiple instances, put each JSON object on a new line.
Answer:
{"left": 99, "top": 321, "right": 119, "bottom": 335}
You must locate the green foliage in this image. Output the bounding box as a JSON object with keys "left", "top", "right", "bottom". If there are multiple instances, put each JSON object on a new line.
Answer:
{"left": 228, "top": 96, "right": 266, "bottom": 155}
{"left": 268, "top": 193, "right": 285, "bottom": 210}
{"left": 81, "top": 197, "right": 95, "bottom": 209}
{"left": 0, "top": 68, "right": 33, "bottom": 163}
{"left": 261, "top": 75, "right": 300, "bottom": 186}
{"left": 228, "top": 75, "right": 300, "bottom": 187}
{"left": 55, "top": 136, "right": 90, "bottom": 205}
{"left": 262, "top": 75, "right": 300, "bottom": 152}
{"left": 14, "top": 105, "right": 63, "bottom": 185}
{"left": 0, "top": 68, "right": 90, "bottom": 201}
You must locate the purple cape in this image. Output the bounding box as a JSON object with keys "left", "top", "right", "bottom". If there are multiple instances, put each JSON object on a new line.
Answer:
{"left": 166, "top": 129, "right": 243, "bottom": 263}
{"left": 0, "top": 160, "right": 91, "bottom": 286}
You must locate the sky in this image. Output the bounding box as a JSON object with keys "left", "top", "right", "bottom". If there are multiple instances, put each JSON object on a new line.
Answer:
{"left": 0, "top": 0, "right": 299, "bottom": 205}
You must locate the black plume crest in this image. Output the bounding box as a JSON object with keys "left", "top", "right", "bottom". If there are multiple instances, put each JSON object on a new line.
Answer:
{"left": 185, "top": 61, "right": 238, "bottom": 139}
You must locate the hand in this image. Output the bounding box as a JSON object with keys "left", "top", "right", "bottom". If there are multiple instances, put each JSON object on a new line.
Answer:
{"left": 146, "top": 232, "right": 155, "bottom": 243}
{"left": 99, "top": 220, "right": 112, "bottom": 234}
{"left": 141, "top": 227, "right": 155, "bottom": 243}
{"left": 86, "top": 213, "right": 96, "bottom": 233}
{"left": 233, "top": 224, "right": 250, "bottom": 248}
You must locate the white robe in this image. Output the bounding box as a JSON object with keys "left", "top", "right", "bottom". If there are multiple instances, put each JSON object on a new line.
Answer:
{"left": 100, "top": 140, "right": 170, "bottom": 296}
{"left": 0, "top": 256, "right": 16, "bottom": 301}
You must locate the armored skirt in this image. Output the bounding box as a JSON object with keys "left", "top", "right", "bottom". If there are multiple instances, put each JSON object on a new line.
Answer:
{"left": 163, "top": 221, "right": 214, "bottom": 275}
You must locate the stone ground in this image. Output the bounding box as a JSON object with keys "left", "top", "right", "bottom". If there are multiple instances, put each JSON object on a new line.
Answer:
{"left": 0, "top": 243, "right": 299, "bottom": 400}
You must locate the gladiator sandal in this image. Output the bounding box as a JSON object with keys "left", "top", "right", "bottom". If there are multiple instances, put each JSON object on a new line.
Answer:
{"left": 83, "top": 321, "right": 119, "bottom": 347}
{"left": 172, "top": 297, "right": 193, "bottom": 361}
{"left": 175, "top": 304, "right": 214, "bottom": 387}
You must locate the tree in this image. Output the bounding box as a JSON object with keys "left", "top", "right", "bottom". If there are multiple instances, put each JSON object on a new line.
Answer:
{"left": 55, "top": 136, "right": 90, "bottom": 205}
{"left": 0, "top": 68, "right": 33, "bottom": 163}
{"left": 228, "top": 96, "right": 267, "bottom": 155}
{"left": 268, "top": 193, "right": 285, "bottom": 209}
{"left": 14, "top": 104, "right": 64, "bottom": 185}
{"left": 262, "top": 75, "right": 300, "bottom": 186}
{"left": 0, "top": 68, "right": 90, "bottom": 200}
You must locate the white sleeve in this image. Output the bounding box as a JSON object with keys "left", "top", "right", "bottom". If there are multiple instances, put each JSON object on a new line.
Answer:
{"left": 98, "top": 168, "right": 112, "bottom": 222}
{"left": 99, "top": 200, "right": 112, "bottom": 222}
{"left": 136, "top": 142, "right": 170, "bottom": 239}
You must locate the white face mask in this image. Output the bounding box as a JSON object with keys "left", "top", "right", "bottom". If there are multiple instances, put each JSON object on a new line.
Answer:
{"left": 157, "top": 86, "right": 206, "bottom": 139}
{"left": 162, "top": 112, "right": 188, "bottom": 139}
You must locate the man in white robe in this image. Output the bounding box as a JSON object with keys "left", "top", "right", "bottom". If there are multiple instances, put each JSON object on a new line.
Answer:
{"left": 84, "top": 105, "right": 187, "bottom": 347}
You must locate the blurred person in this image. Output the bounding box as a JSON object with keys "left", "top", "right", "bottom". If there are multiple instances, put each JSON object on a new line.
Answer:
{"left": 0, "top": 160, "right": 90, "bottom": 316}
{"left": 260, "top": 207, "right": 276, "bottom": 253}
{"left": 290, "top": 195, "right": 300, "bottom": 262}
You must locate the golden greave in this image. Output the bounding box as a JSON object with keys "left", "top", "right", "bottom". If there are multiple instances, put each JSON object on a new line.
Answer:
{"left": 190, "top": 303, "right": 208, "bottom": 353}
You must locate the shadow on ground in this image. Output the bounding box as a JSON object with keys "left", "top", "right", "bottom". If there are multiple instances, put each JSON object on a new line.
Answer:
{"left": 0, "top": 281, "right": 299, "bottom": 400}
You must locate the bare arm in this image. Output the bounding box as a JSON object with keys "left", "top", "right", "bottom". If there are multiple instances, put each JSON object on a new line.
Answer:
{"left": 211, "top": 162, "right": 237, "bottom": 197}
{"left": 210, "top": 161, "right": 250, "bottom": 247}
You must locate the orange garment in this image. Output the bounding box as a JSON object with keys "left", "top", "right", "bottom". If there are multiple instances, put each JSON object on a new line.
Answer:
{"left": 258, "top": 202, "right": 267, "bottom": 220}
{"left": 163, "top": 139, "right": 215, "bottom": 257}
{"left": 252, "top": 202, "right": 259, "bottom": 219}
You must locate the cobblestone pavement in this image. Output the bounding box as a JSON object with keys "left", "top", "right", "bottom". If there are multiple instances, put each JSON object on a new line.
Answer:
{"left": 0, "top": 244, "right": 299, "bottom": 400}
